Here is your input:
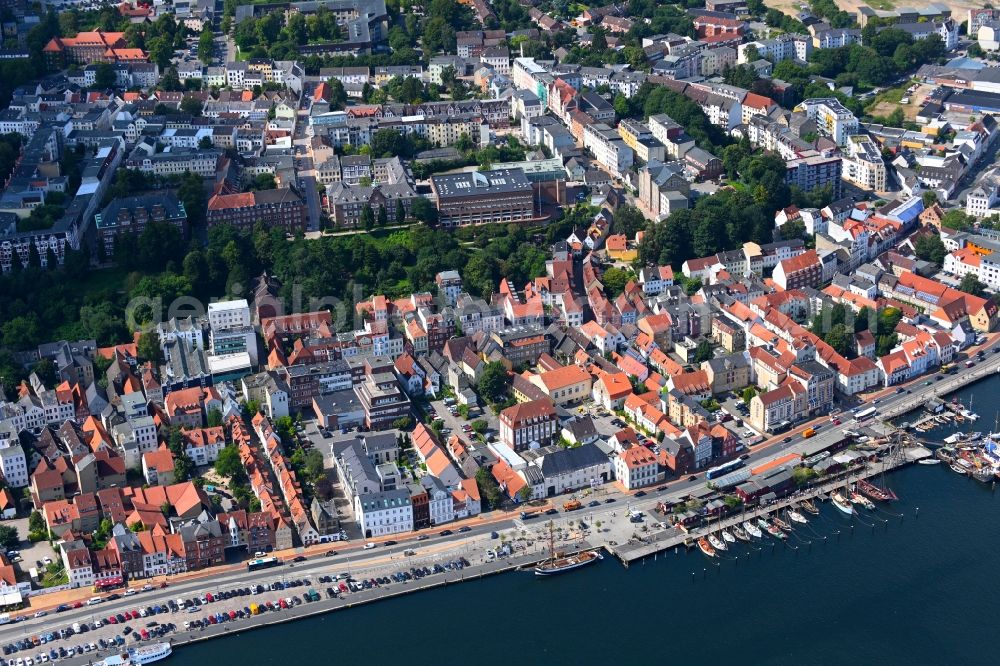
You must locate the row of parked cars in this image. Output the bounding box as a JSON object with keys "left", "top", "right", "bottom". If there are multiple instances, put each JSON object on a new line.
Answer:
{"left": 184, "top": 591, "right": 326, "bottom": 631}
{"left": 2, "top": 622, "right": 174, "bottom": 665}
{"left": 4, "top": 637, "right": 112, "bottom": 665}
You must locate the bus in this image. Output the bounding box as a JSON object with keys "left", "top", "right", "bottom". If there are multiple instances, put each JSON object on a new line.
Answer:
{"left": 855, "top": 407, "right": 878, "bottom": 422}
{"left": 706, "top": 459, "right": 744, "bottom": 480}
{"left": 247, "top": 556, "right": 281, "bottom": 572}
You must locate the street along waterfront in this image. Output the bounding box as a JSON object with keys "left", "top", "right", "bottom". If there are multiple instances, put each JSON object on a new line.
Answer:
{"left": 176, "top": 460, "right": 997, "bottom": 665}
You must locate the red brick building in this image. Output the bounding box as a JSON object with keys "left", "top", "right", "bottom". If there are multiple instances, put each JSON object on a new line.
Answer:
{"left": 206, "top": 185, "right": 308, "bottom": 234}
{"left": 43, "top": 32, "right": 147, "bottom": 66}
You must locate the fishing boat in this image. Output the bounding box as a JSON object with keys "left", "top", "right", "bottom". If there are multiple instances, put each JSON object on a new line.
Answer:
{"left": 973, "top": 467, "right": 994, "bottom": 483}
{"left": 535, "top": 522, "right": 602, "bottom": 576}
{"left": 856, "top": 478, "right": 897, "bottom": 501}
{"left": 800, "top": 499, "right": 820, "bottom": 515}
{"left": 917, "top": 458, "right": 941, "bottom": 465}
{"left": 708, "top": 533, "right": 727, "bottom": 551}
{"left": 771, "top": 515, "right": 792, "bottom": 531}
{"left": 936, "top": 446, "right": 956, "bottom": 463}
{"left": 697, "top": 537, "right": 716, "bottom": 558}
{"left": 831, "top": 491, "right": 854, "bottom": 515}
{"left": 732, "top": 525, "right": 751, "bottom": 542}
{"left": 743, "top": 520, "right": 762, "bottom": 538}
{"left": 950, "top": 462, "right": 968, "bottom": 475}
{"left": 788, "top": 509, "right": 807, "bottom": 524}
{"left": 765, "top": 522, "right": 787, "bottom": 539}
{"left": 721, "top": 529, "right": 736, "bottom": 544}
{"left": 756, "top": 517, "right": 771, "bottom": 531}
{"left": 850, "top": 491, "right": 876, "bottom": 511}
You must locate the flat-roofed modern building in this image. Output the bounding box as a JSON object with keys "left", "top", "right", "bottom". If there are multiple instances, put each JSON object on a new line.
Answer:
{"left": 430, "top": 169, "right": 534, "bottom": 227}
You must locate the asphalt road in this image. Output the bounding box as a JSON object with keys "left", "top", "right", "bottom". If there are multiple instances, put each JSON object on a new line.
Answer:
{"left": 301, "top": 175, "right": 321, "bottom": 232}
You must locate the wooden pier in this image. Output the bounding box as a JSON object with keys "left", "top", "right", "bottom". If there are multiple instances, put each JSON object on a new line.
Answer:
{"left": 606, "top": 445, "right": 931, "bottom": 565}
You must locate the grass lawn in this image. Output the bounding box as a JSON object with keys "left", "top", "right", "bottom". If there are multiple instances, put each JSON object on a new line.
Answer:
{"left": 865, "top": 79, "right": 913, "bottom": 114}
{"left": 867, "top": 0, "right": 894, "bottom": 9}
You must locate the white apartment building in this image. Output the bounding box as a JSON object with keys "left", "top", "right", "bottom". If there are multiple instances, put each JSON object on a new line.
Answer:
{"left": 0, "top": 436, "right": 28, "bottom": 488}
{"left": 583, "top": 123, "right": 634, "bottom": 180}
{"left": 966, "top": 176, "right": 1000, "bottom": 218}
{"left": 357, "top": 489, "right": 414, "bottom": 538}
{"left": 794, "top": 98, "right": 859, "bottom": 145}
{"left": 842, "top": 135, "right": 887, "bottom": 191}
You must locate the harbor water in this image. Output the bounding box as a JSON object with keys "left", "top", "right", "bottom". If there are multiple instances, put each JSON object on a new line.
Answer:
{"left": 179, "top": 384, "right": 1000, "bottom": 665}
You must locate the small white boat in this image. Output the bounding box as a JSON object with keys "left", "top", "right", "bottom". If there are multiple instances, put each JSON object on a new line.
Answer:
{"left": 708, "top": 533, "right": 727, "bottom": 551}
{"left": 950, "top": 463, "right": 968, "bottom": 475}
{"left": 732, "top": 525, "right": 751, "bottom": 542}
{"left": 721, "top": 529, "right": 735, "bottom": 544}
{"left": 788, "top": 510, "right": 807, "bottom": 524}
{"left": 917, "top": 459, "right": 941, "bottom": 465}
{"left": 743, "top": 520, "right": 762, "bottom": 538}
{"left": 850, "top": 492, "right": 876, "bottom": 511}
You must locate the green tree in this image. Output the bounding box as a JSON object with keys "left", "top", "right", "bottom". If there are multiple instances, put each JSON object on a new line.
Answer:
{"left": 470, "top": 419, "right": 488, "bottom": 434}
{"left": 940, "top": 209, "right": 974, "bottom": 231}
{"left": 178, "top": 172, "right": 207, "bottom": 228}
{"left": 326, "top": 78, "right": 348, "bottom": 110}
{"left": 391, "top": 416, "right": 413, "bottom": 430}
{"left": 173, "top": 455, "right": 193, "bottom": 482}
{"left": 377, "top": 204, "right": 388, "bottom": 227}
{"left": 611, "top": 205, "right": 646, "bottom": 238}
{"left": 601, "top": 266, "right": 633, "bottom": 297}
{"left": 31, "top": 358, "right": 58, "bottom": 386}
{"left": 914, "top": 233, "right": 946, "bottom": 265}
{"left": 779, "top": 217, "right": 807, "bottom": 241}
{"left": 0, "top": 524, "right": 18, "bottom": 549}
{"left": 824, "top": 323, "right": 851, "bottom": 357}
{"left": 198, "top": 28, "right": 214, "bottom": 62}
{"left": 517, "top": 484, "right": 533, "bottom": 503}
{"left": 959, "top": 273, "right": 986, "bottom": 297}
{"left": 214, "top": 445, "right": 244, "bottom": 479}
{"left": 93, "top": 62, "right": 117, "bottom": 89}
{"left": 206, "top": 409, "right": 223, "bottom": 427}
{"left": 478, "top": 361, "right": 511, "bottom": 404}
{"left": 410, "top": 197, "right": 438, "bottom": 226}
{"left": 475, "top": 467, "right": 502, "bottom": 509}
{"left": 361, "top": 205, "right": 375, "bottom": 230}
{"left": 694, "top": 339, "right": 714, "bottom": 362}
{"left": 137, "top": 331, "right": 161, "bottom": 364}
{"left": 180, "top": 96, "right": 203, "bottom": 116}
{"left": 741, "top": 386, "right": 757, "bottom": 404}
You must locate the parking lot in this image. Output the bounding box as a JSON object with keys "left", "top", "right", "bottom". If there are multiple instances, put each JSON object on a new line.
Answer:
{"left": 0, "top": 537, "right": 494, "bottom": 666}
{"left": 425, "top": 397, "right": 497, "bottom": 444}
